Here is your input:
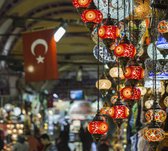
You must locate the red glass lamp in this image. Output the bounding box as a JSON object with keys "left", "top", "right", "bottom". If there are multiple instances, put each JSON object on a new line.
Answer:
{"left": 81, "top": 9, "right": 103, "bottom": 24}
{"left": 81, "top": 9, "right": 103, "bottom": 31}
{"left": 120, "top": 87, "right": 141, "bottom": 101}
{"left": 114, "top": 43, "right": 136, "bottom": 58}
{"left": 108, "top": 103, "right": 129, "bottom": 119}
{"left": 88, "top": 113, "right": 108, "bottom": 142}
{"left": 98, "top": 25, "right": 120, "bottom": 40}
{"left": 72, "top": 0, "right": 92, "bottom": 8}
{"left": 124, "top": 66, "right": 144, "bottom": 80}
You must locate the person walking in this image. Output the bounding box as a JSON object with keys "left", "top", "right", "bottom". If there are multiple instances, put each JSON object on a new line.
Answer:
{"left": 12, "top": 135, "right": 29, "bottom": 151}
{"left": 40, "top": 134, "right": 57, "bottom": 151}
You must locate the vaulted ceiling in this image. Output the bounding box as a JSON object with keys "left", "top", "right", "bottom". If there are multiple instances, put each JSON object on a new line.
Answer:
{"left": 0, "top": 0, "right": 100, "bottom": 93}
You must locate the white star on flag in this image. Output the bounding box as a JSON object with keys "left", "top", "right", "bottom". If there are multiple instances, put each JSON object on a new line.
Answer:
{"left": 36, "top": 55, "right": 45, "bottom": 64}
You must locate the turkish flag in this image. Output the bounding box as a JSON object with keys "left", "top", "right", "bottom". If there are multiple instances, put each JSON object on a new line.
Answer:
{"left": 23, "top": 29, "right": 58, "bottom": 82}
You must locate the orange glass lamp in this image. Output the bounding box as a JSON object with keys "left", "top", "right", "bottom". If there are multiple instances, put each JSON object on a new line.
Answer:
{"left": 120, "top": 87, "right": 141, "bottom": 101}
{"left": 81, "top": 9, "right": 103, "bottom": 31}
{"left": 109, "top": 67, "right": 125, "bottom": 79}
{"left": 143, "top": 123, "right": 165, "bottom": 142}
{"left": 124, "top": 66, "right": 144, "bottom": 80}
{"left": 72, "top": 0, "right": 92, "bottom": 8}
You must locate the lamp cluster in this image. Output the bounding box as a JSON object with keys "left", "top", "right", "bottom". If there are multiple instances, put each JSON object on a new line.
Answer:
{"left": 72, "top": 0, "right": 167, "bottom": 146}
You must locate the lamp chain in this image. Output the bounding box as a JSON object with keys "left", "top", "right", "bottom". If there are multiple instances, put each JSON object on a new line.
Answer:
{"left": 97, "top": 0, "right": 100, "bottom": 113}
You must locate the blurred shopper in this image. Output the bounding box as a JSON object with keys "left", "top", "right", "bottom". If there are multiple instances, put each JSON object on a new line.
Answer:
{"left": 12, "top": 135, "right": 29, "bottom": 151}
{"left": 26, "top": 131, "right": 40, "bottom": 151}
{"left": 40, "top": 134, "right": 57, "bottom": 151}
{"left": 79, "top": 124, "right": 93, "bottom": 151}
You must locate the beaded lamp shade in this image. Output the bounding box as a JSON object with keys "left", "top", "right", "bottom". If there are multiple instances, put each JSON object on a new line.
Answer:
{"left": 120, "top": 87, "right": 141, "bottom": 101}
{"left": 145, "top": 109, "right": 167, "bottom": 123}
{"left": 124, "top": 66, "right": 144, "bottom": 80}
{"left": 108, "top": 104, "right": 129, "bottom": 119}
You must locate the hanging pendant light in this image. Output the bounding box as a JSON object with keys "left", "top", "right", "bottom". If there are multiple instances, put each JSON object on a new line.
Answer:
{"left": 95, "top": 73, "right": 112, "bottom": 97}
{"left": 98, "top": 0, "right": 120, "bottom": 51}
{"left": 88, "top": 113, "right": 108, "bottom": 142}
{"left": 124, "top": 66, "right": 144, "bottom": 80}
{"left": 72, "top": 0, "right": 92, "bottom": 9}
{"left": 143, "top": 122, "right": 165, "bottom": 142}
{"left": 120, "top": 86, "right": 141, "bottom": 101}
{"left": 158, "top": 20, "right": 168, "bottom": 41}
{"left": 81, "top": 1, "right": 103, "bottom": 31}
{"left": 114, "top": 36, "right": 136, "bottom": 58}
{"left": 108, "top": 99, "right": 129, "bottom": 127}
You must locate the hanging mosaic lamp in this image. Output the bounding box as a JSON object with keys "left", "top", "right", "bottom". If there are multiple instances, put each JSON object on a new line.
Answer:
{"left": 124, "top": 66, "right": 144, "bottom": 80}
{"left": 81, "top": 9, "right": 103, "bottom": 31}
{"left": 158, "top": 20, "right": 168, "bottom": 41}
{"left": 109, "top": 66, "right": 125, "bottom": 79}
{"left": 95, "top": 73, "right": 112, "bottom": 97}
{"left": 120, "top": 87, "right": 141, "bottom": 101}
{"left": 143, "top": 122, "right": 165, "bottom": 142}
{"left": 108, "top": 99, "right": 129, "bottom": 127}
{"left": 114, "top": 42, "right": 136, "bottom": 58}
{"left": 88, "top": 113, "right": 108, "bottom": 142}
{"left": 145, "top": 109, "right": 167, "bottom": 123}
{"left": 98, "top": 22, "right": 120, "bottom": 51}
{"left": 72, "top": 0, "right": 92, "bottom": 9}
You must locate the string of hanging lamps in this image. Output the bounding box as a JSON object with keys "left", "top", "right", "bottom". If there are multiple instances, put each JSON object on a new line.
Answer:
{"left": 143, "top": 2, "right": 166, "bottom": 149}
{"left": 72, "top": 0, "right": 167, "bottom": 146}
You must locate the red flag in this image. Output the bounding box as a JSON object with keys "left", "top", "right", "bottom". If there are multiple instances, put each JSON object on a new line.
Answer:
{"left": 23, "top": 29, "right": 58, "bottom": 82}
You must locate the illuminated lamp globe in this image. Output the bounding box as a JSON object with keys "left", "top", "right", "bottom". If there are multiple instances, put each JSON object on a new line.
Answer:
{"left": 108, "top": 100, "right": 129, "bottom": 125}
{"left": 81, "top": 9, "right": 103, "bottom": 31}
{"left": 88, "top": 114, "right": 108, "bottom": 142}
{"left": 143, "top": 126, "right": 165, "bottom": 142}
{"left": 145, "top": 109, "right": 167, "bottom": 123}
{"left": 109, "top": 67, "right": 124, "bottom": 79}
{"left": 96, "top": 76, "right": 112, "bottom": 97}
{"left": 124, "top": 65, "right": 144, "bottom": 86}
{"left": 114, "top": 43, "right": 136, "bottom": 58}
{"left": 145, "top": 99, "right": 154, "bottom": 109}
{"left": 158, "top": 20, "right": 168, "bottom": 41}
{"left": 98, "top": 17, "right": 120, "bottom": 51}
{"left": 72, "top": 0, "right": 92, "bottom": 9}
{"left": 120, "top": 87, "right": 141, "bottom": 101}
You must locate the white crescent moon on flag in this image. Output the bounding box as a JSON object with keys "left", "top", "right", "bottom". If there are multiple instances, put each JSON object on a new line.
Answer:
{"left": 31, "top": 39, "right": 48, "bottom": 56}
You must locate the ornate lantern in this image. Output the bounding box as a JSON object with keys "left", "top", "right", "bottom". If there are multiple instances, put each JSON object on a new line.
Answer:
{"left": 98, "top": 25, "right": 120, "bottom": 40}
{"left": 143, "top": 126, "right": 165, "bottom": 142}
{"left": 158, "top": 20, "right": 168, "bottom": 40}
{"left": 95, "top": 79, "right": 111, "bottom": 90}
{"left": 109, "top": 67, "right": 125, "bottom": 79}
{"left": 108, "top": 104, "right": 129, "bottom": 119}
{"left": 88, "top": 114, "right": 108, "bottom": 142}
{"left": 120, "top": 87, "right": 141, "bottom": 101}
{"left": 114, "top": 43, "right": 136, "bottom": 58}
{"left": 145, "top": 109, "right": 167, "bottom": 123}
{"left": 81, "top": 9, "right": 103, "bottom": 31}
{"left": 96, "top": 74, "right": 112, "bottom": 97}
{"left": 164, "top": 96, "right": 168, "bottom": 107}
{"left": 72, "top": 0, "right": 92, "bottom": 8}
{"left": 124, "top": 66, "right": 144, "bottom": 80}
